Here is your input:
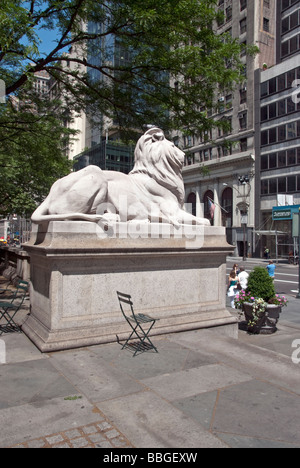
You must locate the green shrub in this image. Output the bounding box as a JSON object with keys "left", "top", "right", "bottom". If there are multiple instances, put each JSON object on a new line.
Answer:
{"left": 246, "top": 267, "right": 275, "bottom": 302}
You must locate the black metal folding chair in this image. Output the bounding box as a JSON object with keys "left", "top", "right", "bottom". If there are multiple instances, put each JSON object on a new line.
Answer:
{"left": 116, "top": 291, "right": 159, "bottom": 357}
{"left": 0, "top": 280, "right": 29, "bottom": 335}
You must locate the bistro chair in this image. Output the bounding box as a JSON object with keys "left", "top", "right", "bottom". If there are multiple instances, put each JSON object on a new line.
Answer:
{"left": 116, "top": 291, "right": 159, "bottom": 357}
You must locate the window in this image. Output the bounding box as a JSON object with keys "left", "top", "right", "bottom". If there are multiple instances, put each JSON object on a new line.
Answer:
{"left": 269, "top": 77, "right": 277, "bottom": 94}
{"left": 187, "top": 193, "right": 197, "bottom": 217}
{"left": 269, "top": 102, "right": 277, "bottom": 119}
{"left": 240, "top": 41, "right": 247, "bottom": 57}
{"left": 282, "top": 0, "right": 290, "bottom": 10}
{"left": 263, "top": 18, "right": 270, "bottom": 32}
{"left": 278, "top": 99, "right": 286, "bottom": 116}
{"left": 239, "top": 111, "right": 247, "bottom": 130}
{"left": 278, "top": 74, "right": 286, "bottom": 93}
{"left": 278, "top": 151, "right": 286, "bottom": 167}
{"left": 261, "top": 81, "right": 268, "bottom": 97}
{"left": 261, "top": 130, "right": 268, "bottom": 146}
{"left": 226, "top": 94, "right": 233, "bottom": 108}
{"left": 278, "top": 125, "right": 286, "bottom": 141}
{"left": 282, "top": 17, "right": 289, "bottom": 34}
{"left": 240, "top": 18, "right": 247, "bottom": 34}
{"left": 290, "top": 35, "right": 298, "bottom": 54}
{"left": 269, "top": 179, "right": 277, "bottom": 194}
{"left": 261, "top": 154, "right": 269, "bottom": 170}
{"left": 287, "top": 149, "right": 296, "bottom": 165}
{"left": 287, "top": 176, "right": 296, "bottom": 192}
{"left": 269, "top": 153, "right": 277, "bottom": 168}
{"left": 261, "top": 106, "right": 268, "bottom": 122}
{"left": 240, "top": 0, "right": 247, "bottom": 11}
{"left": 281, "top": 40, "right": 289, "bottom": 58}
{"left": 261, "top": 179, "right": 268, "bottom": 195}
{"left": 278, "top": 177, "right": 287, "bottom": 193}
{"left": 287, "top": 97, "right": 295, "bottom": 113}
{"left": 221, "top": 188, "right": 233, "bottom": 228}
{"left": 203, "top": 190, "right": 214, "bottom": 223}
{"left": 269, "top": 127, "right": 277, "bottom": 144}
{"left": 240, "top": 87, "right": 247, "bottom": 104}
{"left": 290, "top": 11, "right": 299, "bottom": 29}
{"left": 287, "top": 69, "right": 295, "bottom": 87}
{"left": 287, "top": 122, "right": 297, "bottom": 139}
{"left": 240, "top": 138, "right": 248, "bottom": 152}
{"left": 226, "top": 6, "right": 232, "bottom": 21}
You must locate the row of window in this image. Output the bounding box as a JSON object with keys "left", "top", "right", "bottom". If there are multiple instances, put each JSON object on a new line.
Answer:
{"left": 282, "top": 0, "right": 299, "bottom": 12}
{"left": 184, "top": 138, "right": 249, "bottom": 166}
{"left": 282, "top": 8, "right": 300, "bottom": 34}
{"left": 261, "top": 175, "right": 300, "bottom": 195}
{"left": 261, "top": 147, "right": 300, "bottom": 170}
{"left": 261, "top": 66, "right": 300, "bottom": 98}
{"left": 261, "top": 95, "right": 300, "bottom": 122}
{"left": 281, "top": 32, "right": 300, "bottom": 58}
{"left": 261, "top": 120, "right": 300, "bottom": 146}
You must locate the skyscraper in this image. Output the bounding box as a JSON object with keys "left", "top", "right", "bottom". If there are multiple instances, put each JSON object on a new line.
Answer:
{"left": 182, "top": 0, "right": 277, "bottom": 257}
{"left": 254, "top": 0, "right": 300, "bottom": 259}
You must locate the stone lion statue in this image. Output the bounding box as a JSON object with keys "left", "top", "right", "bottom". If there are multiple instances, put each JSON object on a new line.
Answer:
{"left": 31, "top": 127, "right": 210, "bottom": 227}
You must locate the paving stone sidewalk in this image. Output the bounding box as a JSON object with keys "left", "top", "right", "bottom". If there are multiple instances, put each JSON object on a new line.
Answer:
{"left": 10, "top": 420, "right": 133, "bottom": 449}
{"left": 1, "top": 285, "right": 300, "bottom": 449}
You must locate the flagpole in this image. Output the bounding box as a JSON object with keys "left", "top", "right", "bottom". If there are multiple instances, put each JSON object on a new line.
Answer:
{"left": 207, "top": 197, "right": 228, "bottom": 214}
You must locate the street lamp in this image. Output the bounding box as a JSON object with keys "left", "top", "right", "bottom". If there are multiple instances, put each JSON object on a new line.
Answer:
{"left": 223, "top": 175, "right": 251, "bottom": 261}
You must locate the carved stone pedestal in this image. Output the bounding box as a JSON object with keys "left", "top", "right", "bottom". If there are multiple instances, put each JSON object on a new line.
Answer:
{"left": 23, "top": 221, "right": 236, "bottom": 352}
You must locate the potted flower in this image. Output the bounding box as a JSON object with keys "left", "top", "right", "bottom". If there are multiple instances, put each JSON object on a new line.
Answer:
{"left": 234, "top": 267, "right": 288, "bottom": 334}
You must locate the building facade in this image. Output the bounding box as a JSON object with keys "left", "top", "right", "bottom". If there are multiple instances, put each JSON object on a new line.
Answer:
{"left": 73, "top": 139, "right": 134, "bottom": 173}
{"left": 181, "top": 0, "right": 277, "bottom": 257}
{"left": 254, "top": 0, "right": 300, "bottom": 259}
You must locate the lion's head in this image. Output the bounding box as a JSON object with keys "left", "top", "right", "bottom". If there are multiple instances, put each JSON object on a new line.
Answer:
{"left": 130, "top": 128, "right": 185, "bottom": 206}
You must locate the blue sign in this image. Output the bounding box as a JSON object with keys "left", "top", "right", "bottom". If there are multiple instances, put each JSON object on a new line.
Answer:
{"left": 272, "top": 205, "right": 300, "bottom": 221}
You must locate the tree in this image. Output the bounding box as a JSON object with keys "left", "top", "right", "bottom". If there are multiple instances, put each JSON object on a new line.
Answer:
{"left": 0, "top": 95, "right": 74, "bottom": 217}
{"left": 1, "top": 0, "right": 258, "bottom": 135}
{"left": 0, "top": 0, "right": 258, "bottom": 215}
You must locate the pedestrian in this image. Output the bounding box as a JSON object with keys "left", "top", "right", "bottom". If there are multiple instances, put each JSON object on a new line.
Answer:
{"left": 227, "top": 270, "right": 240, "bottom": 309}
{"left": 232, "top": 263, "right": 240, "bottom": 275}
{"left": 264, "top": 247, "right": 270, "bottom": 259}
{"left": 267, "top": 260, "right": 276, "bottom": 279}
{"left": 238, "top": 266, "right": 249, "bottom": 290}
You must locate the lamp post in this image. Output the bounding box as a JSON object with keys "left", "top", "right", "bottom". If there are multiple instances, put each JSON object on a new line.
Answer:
{"left": 223, "top": 174, "right": 251, "bottom": 261}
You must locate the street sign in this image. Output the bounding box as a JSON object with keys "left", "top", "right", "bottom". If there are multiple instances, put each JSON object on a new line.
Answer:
{"left": 272, "top": 208, "right": 292, "bottom": 220}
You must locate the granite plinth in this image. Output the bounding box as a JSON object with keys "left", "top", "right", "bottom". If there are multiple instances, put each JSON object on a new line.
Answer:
{"left": 23, "top": 221, "right": 236, "bottom": 352}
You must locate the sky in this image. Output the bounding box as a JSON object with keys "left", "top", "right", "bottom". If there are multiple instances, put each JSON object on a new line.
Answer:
{"left": 37, "top": 28, "right": 60, "bottom": 55}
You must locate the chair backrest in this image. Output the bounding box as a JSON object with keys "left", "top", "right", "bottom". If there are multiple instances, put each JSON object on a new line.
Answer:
{"left": 117, "top": 291, "right": 135, "bottom": 321}
{"left": 9, "top": 280, "right": 29, "bottom": 303}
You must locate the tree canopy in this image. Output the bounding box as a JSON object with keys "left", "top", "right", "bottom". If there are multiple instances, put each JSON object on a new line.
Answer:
{"left": 0, "top": 0, "right": 258, "bottom": 216}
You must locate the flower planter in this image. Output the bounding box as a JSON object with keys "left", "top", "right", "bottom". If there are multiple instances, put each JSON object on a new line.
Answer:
{"left": 242, "top": 302, "right": 282, "bottom": 334}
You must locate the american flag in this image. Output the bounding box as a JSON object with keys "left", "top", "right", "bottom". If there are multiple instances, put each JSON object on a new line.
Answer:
{"left": 208, "top": 199, "right": 215, "bottom": 219}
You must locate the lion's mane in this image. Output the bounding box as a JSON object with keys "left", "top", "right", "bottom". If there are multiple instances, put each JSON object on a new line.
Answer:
{"left": 129, "top": 129, "right": 185, "bottom": 206}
